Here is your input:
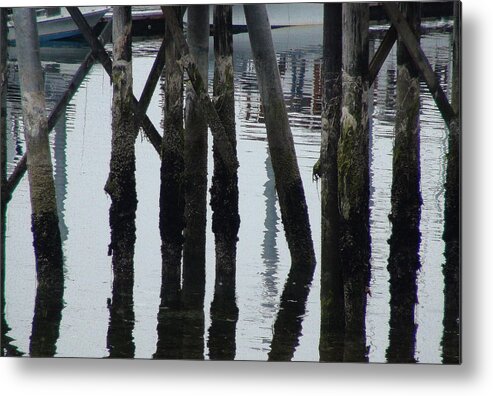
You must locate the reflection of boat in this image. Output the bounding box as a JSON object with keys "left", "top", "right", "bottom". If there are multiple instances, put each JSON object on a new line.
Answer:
{"left": 7, "top": 6, "right": 109, "bottom": 43}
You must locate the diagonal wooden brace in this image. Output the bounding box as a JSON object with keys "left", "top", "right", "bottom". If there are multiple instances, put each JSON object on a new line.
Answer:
{"left": 369, "top": 25, "right": 397, "bottom": 86}
{"left": 161, "top": 6, "right": 239, "bottom": 173}
{"left": 67, "top": 7, "right": 162, "bottom": 153}
{"left": 383, "top": 2, "right": 458, "bottom": 131}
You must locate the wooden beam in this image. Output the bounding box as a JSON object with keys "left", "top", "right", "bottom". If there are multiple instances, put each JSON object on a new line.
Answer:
{"left": 161, "top": 6, "right": 238, "bottom": 174}
{"left": 134, "top": 36, "right": 166, "bottom": 129}
{"left": 382, "top": 2, "right": 458, "bottom": 130}
{"left": 67, "top": 7, "right": 162, "bottom": 153}
{"left": 369, "top": 25, "right": 397, "bottom": 86}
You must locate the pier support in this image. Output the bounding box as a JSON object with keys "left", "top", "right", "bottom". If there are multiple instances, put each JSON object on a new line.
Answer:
{"left": 386, "top": 3, "right": 421, "bottom": 364}
{"left": 244, "top": 4, "right": 315, "bottom": 269}
{"left": 242, "top": 4, "right": 316, "bottom": 361}
{"left": 160, "top": 6, "right": 185, "bottom": 308}
{"left": 182, "top": 5, "right": 209, "bottom": 310}
{"left": 338, "top": 3, "right": 370, "bottom": 362}
{"left": 104, "top": 6, "right": 136, "bottom": 358}
{"left": 208, "top": 5, "right": 240, "bottom": 361}
{"left": 317, "top": 3, "right": 345, "bottom": 363}
{"left": 13, "top": 8, "right": 64, "bottom": 357}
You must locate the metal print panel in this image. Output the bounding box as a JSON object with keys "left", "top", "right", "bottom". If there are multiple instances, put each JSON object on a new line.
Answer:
{"left": 0, "top": 1, "right": 461, "bottom": 363}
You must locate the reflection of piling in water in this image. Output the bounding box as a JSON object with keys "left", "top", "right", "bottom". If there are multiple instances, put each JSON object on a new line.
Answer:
{"left": 386, "top": 3, "right": 421, "bottom": 364}
{"left": 153, "top": 307, "right": 184, "bottom": 360}
{"left": 53, "top": 114, "right": 68, "bottom": 243}
{"left": 13, "top": 9, "right": 64, "bottom": 357}
{"left": 208, "top": 5, "right": 239, "bottom": 361}
{"left": 106, "top": 287, "right": 135, "bottom": 358}
{"left": 103, "top": 7, "right": 136, "bottom": 358}
{"left": 442, "top": 1, "right": 461, "bottom": 364}
{"left": 262, "top": 150, "right": 279, "bottom": 299}
{"left": 338, "top": 3, "right": 370, "bottom": 362}
{"left": 182, "top": 6, "right": 209, "bottom": 313}
{"left": 317, "top": 3, "right": 345, "bottom": 363}
{"left": 160, "top": 6, "right": 185, "bottom": 309}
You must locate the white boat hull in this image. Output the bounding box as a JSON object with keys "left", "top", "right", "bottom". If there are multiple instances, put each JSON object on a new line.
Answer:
{"left": 7, "top": 7, "right": 108, "bottom": 43}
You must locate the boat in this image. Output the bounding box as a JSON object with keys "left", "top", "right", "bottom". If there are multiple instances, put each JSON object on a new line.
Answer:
{"left": 7, "top": 6, "right": 110, "bottom": 43}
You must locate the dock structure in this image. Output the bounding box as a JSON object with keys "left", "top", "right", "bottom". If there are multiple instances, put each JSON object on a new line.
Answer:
{"left": 1, "top": 3, "right": 460, "bottom": 363}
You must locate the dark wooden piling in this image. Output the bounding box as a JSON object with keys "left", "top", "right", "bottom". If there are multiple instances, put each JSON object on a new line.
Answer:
{"left": 243, "top": 3, "right": 316, "bottom": 362}
{"left": 315, "top": 3, "right": 345, "bottom": 363}
{"left": 386, "top": 3, "right": 422, "bottom": 364}
{"left": 181, "top": 5, "right": 209, "bottom": 312}
{"left": 442, "top": 0, "right": 461, "bottom": 365}
{"left": 160, "top": 6, "right": 238, "bottom": 175}
{"left": 208, "top": 5, "right": 240, "bottom": 361}
{"left": 13, "top": 8, "right": 64, "bottom": 357}
{"left": 160, "top": 6, "right": 185, "bottom": 309}
{"left": 338, "top": 3, "right": 370, "bottom": 362}
{"left": 104, "top": 6, "right": 136, "bottom": 358}
{"left": 244, "top": 3, "right": 316, "bottom": 271}
{"left": 13, "top": 7, "right": 64, "bottom": 295}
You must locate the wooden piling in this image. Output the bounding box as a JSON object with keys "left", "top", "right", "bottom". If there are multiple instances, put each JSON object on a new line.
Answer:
{"left": 244, "top": 3, "right": 316, "bottom": 270}
{"left": 161, "top": 6, "right": 238, "bottom": 175}
{"left": 13, "top": 8, "right": 64, "bottom": 356}
{"left": 208, "top": 5, "right": 240, "bottom": 361}
{"left": 160, "top": 6, "right": 185, "bottom": 308}
{"left": 181, "top": 5, "right": 209, "bottom": 311}
{"left": 4, "top": 20, "right": 114, "bottom": 202}
{"left": 338, "top": 3, "right": 370, "bottom": 362}
{"left": 242, "top": 4, "right": 316, "bottom": 361}
{"left": 316, "top": 3, "right": 345, "bottom": 362}
{"left": 104, "top": 6, "right": 136, "bottom": 358}
{"left": 13, "top": 8, "right": 64, "bottom": 292}
{"left": 442, "top": 0, "right": 461, "bottom": 364}
{"left": 386, "top": 3, "right": 422, "bottom": 364}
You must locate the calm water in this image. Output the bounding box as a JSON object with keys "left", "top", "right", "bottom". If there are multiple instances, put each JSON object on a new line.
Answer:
{"left": 3, "top": 23, "right": 453, "bottom": 362}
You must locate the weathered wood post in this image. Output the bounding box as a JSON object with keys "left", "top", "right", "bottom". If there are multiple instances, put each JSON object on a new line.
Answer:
{"left": 244, "top": 4, "right": 316, "bottom": 268}
{"left": 13, "top": 8, "right": 64, "bottom": 356}
{"left": 442, "top": 0, "right": 461, "bottom": 364}
{"left": 13, "top": 7, "right": 64, "bottom": 291}
{"left": 182, "top": 5, "right": 209, "bottom": 312}
{"left": 160, "top": 6, "right": 185, "bottom": 309}
{"left": 176, "top": 5, "right": 209, "bottom": 361}
{"left": 104, "top": 6, "right": 136, "bottom": 358}
{"left": 338, "top": 3, "right": 370, "bottom": 362}
{"left": 315, "top": 3, "right": 345, "bottom": 362}
{"left": 208, "top": 5, "right": 240, "bottom": 361}
{"left": 243, "top": 3, "right": 316, "bottom": 362}
{"left": 386, "top": 3, "right": 422, "bottom": 364}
